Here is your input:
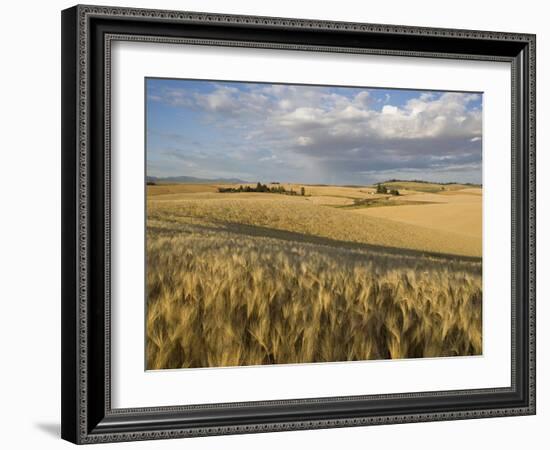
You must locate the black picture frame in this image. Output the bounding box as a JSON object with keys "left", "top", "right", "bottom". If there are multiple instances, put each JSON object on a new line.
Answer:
{"left": 61, "top": 4, "right": 536, "bottom": 444}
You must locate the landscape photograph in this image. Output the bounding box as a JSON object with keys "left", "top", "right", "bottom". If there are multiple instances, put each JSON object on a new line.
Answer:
{"left": 145, "top": 78, "right": 483, "bottom": 370}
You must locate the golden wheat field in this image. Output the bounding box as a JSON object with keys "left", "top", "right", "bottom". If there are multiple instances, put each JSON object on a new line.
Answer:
{"left": 354, "top": 189, "right": 482, "bottom": 239}
{"left": 145, "top": 181, "right": 482, "bottom": 369}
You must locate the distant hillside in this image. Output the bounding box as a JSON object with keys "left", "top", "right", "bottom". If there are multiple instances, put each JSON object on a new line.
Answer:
{"left": 381, "top": 179, "right": 481, "bottom": 187}
{"left": 374, "top": 180, "right": 482, "bottom": 193}
{"left": 147, "top": 175, "right": 249, "bottom": 185}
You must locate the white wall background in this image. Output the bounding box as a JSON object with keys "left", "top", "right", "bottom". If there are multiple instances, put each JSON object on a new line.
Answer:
{"left": 0, "top": 0, "right": 545, "bottom": 448}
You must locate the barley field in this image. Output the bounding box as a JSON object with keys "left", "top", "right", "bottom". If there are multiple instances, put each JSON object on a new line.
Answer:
{"left": 146, "top": 182, "right": 482, "bottom": 369}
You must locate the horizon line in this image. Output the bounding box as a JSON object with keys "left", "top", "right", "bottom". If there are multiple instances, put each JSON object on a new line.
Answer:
{"left": 147, "top": 175, "right": 482, "bottom": 187}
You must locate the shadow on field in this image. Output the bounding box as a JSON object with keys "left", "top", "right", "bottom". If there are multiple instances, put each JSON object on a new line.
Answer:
{"left": 219, "top": 221, "right": 482, "bottom": 263}
{"left": 150, "top": 215, "right": 481, "bottom": 265}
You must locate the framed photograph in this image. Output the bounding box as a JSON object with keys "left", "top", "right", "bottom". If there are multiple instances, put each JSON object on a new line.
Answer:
{"left": 61, "top": 5, "right": 536, "bottom": 444}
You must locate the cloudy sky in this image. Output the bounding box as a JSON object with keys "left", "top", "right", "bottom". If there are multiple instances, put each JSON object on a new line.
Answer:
{"left": 146, "top": 78, "right": 482, "bottom": 185}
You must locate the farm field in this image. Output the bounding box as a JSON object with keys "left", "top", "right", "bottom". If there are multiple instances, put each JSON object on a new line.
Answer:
{"left": 353, "top": 188, "right": 482, "bottom": 239}
{"left": 146, "top": 181, "right": 483, "bottom": 369}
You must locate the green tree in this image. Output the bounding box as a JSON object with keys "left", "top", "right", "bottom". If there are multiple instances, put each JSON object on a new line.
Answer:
{"left": 300, "top": 186, "right": 305, "bottom": 196}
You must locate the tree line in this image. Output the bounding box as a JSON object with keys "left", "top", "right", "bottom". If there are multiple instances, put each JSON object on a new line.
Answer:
{"left": 376, "top": 184, "right": 400, "bottom": 196}
{"left": 218, "top": 182, "right": 306, "bottom": 196}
